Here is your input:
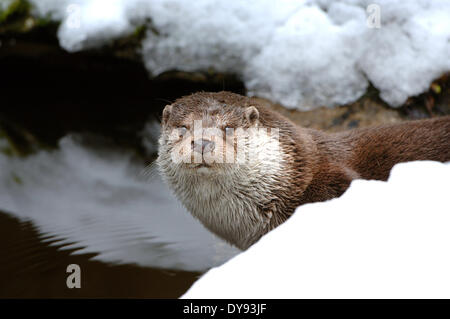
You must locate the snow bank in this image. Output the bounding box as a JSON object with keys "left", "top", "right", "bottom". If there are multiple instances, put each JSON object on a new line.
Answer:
{"left": 27, "top": 0, "right": 450, "bottom": 109}
{"left": 0, "top": 0, "right": 14, "bottom": 11}
{"left": 0, "top": 134, "right": 238, "bottom": 271}
{"left": 183, "top": 161, "right": 450, "bottom": 298}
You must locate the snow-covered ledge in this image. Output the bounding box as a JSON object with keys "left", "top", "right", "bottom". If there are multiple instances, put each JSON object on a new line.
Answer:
{"left": 183, "top": 161, "right": 450, "bottom": 299}
{"left": 27, "top": 0, "right": 450, "bottom": 109}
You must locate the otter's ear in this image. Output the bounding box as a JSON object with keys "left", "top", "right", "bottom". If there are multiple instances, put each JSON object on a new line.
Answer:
{"left": 245, "top": 106, "right": 259, "bottom": 125}
{"left": 162, "top": 104, "right": 173, "bottom": 123}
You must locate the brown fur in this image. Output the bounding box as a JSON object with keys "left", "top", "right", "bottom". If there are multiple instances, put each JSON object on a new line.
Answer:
{"left": 159, "top": 91, "right": 450, "bottom": 248}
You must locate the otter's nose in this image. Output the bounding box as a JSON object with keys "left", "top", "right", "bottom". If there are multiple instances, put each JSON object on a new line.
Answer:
{"left": 192, "top": 139, "right": 215, "bottom": 154}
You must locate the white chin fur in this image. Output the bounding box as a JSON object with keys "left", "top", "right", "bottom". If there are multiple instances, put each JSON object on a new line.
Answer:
{"left": 197, "top": 166, "right": 211, "bottom": 174}
{"left": 158, "top": 128, "right": 285, "bottom": 249}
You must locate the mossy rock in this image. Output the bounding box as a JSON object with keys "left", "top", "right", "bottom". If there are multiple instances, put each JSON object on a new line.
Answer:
{"left": 0, "top": 0, "right": 30, "bottom": 25}
{"left": 0, "top": 120, "right": 46, "bottom": 157}
{"left": 0, "top": 0, "right": 56, "bottom": 35}
{"left": 0, "top": 127, "right": 19, "bottom": 156}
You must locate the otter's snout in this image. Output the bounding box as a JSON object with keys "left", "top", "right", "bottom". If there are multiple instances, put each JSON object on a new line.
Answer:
{"left": 191, "top": 139, "right": 215, "bottom": 154}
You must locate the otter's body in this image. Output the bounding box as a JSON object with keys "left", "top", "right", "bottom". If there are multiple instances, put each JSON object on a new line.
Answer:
{"left": 298, "top": 118, "right": 450, "bottom": 205}
{"left": 157, "top": 91, "right": 450, "bottom": 250}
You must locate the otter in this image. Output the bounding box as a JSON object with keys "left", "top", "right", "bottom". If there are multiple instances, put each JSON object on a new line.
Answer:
{"left": 157, "top": 91, "right": 450, "bottom": 250}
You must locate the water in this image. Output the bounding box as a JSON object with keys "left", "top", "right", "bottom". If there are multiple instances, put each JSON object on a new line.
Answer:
{"left": 0, "top": 134, "right": 239, "bottom": 298}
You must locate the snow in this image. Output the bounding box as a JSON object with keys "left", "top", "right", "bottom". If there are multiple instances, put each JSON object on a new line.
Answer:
{"left": 0, "top": 0, "right": 14, "bottom": 11}
{"left": 0, "top": 133, "right": 239, "bottom": 272}
{"left": 27, "top": 0, "right": 450, "bottom": 109}
{"left": 30, "top": 0, "right": 135, "bottom": 51}
{"left": 183, "top": 161, "right": 450, "bottom": 298}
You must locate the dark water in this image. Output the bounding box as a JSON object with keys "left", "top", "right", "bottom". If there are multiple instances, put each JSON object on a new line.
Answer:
{"left": 0, "top": 34, "right": 243, "bottom": 298}
{"left": 0, "top": 212, "right": 199, "bottom": 298}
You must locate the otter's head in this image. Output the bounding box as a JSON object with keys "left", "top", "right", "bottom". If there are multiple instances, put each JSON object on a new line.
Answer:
{"left": 156, "top": 91, "right": 290, "bottom": 249}
{"left": 157, "top": 92, "right": 281, "bottom": 177}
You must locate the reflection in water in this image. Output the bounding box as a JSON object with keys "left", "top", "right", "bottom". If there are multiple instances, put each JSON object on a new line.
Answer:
{"left": 0, "top": 136, "right": 239, "bottom": 276}
{"left": 0, "top": 212, "right": 199, "bottom": 298}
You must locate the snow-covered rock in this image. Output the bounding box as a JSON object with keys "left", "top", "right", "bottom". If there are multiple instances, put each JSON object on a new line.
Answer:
{"left": 183, "top": 161, "right": 450, "bottom": 298}
{"left": 27, "top": 0, "right": 450, "bottom": 109}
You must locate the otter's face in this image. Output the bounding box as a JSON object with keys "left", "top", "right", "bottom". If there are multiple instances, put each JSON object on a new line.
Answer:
{"left": 158, "top": 95, "right": 263, "bottom": 174}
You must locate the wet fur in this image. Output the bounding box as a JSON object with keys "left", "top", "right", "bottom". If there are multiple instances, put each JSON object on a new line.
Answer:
{"left": 158, "top": 91, "right": 450, "bottom": 249}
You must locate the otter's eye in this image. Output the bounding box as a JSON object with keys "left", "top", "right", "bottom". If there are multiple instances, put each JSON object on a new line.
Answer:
{"left": 178, "top": 126, "right": 187, "bottom": 136}
{"left": 225, "top": 127, "right": 234, "bottom": 136}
